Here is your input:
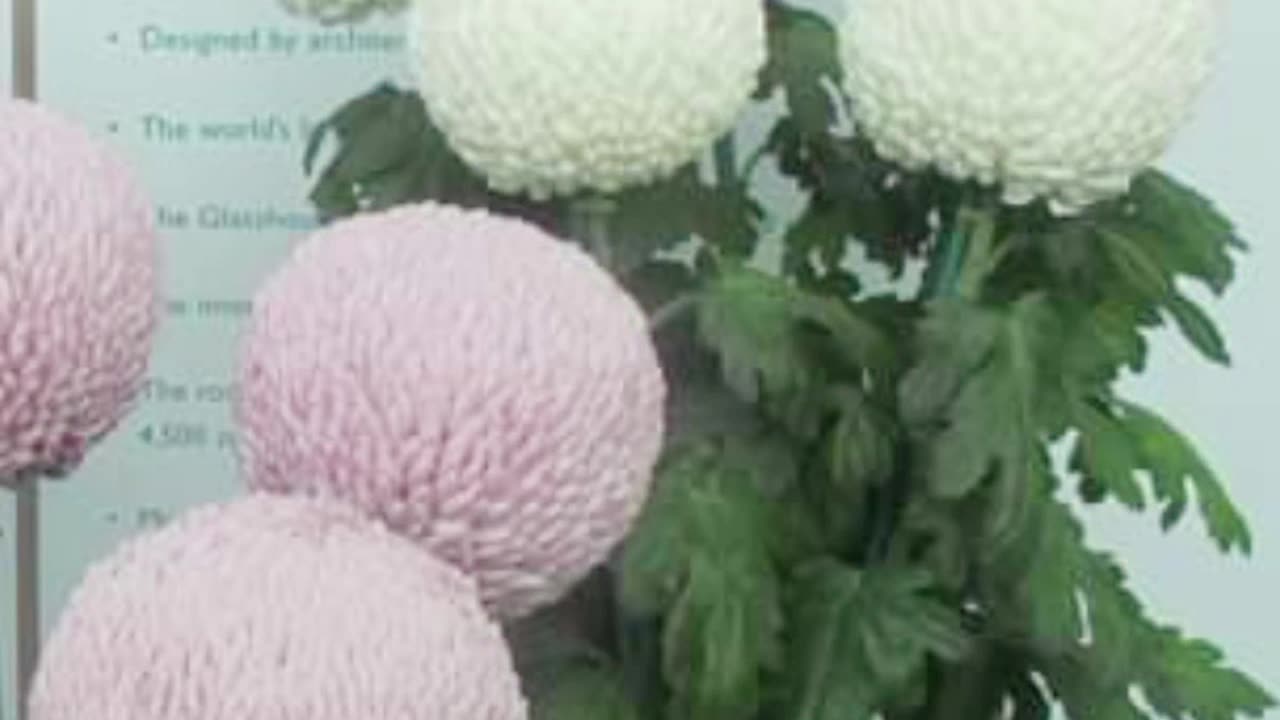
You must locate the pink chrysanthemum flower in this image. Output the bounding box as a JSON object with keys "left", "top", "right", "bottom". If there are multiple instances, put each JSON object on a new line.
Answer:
{"left": 0, "top": 99, "right": 158, "bottom": 483}
{"left": 236, "top": 203, "right": 666, "bottom": 618}
{"left": 29, "top": 495, "right": 527, "bottom": 720}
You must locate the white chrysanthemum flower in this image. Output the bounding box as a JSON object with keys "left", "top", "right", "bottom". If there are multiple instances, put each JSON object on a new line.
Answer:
{"left": 278, "top": 0, "right": 407, "bottom": 24}
{"left": 409, "top": 0, "right": 766, "bottom": 199}
{"left": 840, "top": 0, "right": 1223, "bottom": 213}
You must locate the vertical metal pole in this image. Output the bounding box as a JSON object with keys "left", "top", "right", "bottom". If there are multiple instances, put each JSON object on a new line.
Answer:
{"left": 12, "top": 0, "right": 35, "bottom": 99}
{"left": 13, "top": 480, "right": 37, "bottom": 720}
{"left": 12, "top": 2, "right": 42, "bottom": 718}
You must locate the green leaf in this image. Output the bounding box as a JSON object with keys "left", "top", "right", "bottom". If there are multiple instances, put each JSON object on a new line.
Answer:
{"left": 609, "top": 169, "right": 760, "bottom": 271}
{"left": 696, "top": 267, "right": 895, "bottom": 436}
{"left": 326, "top": 90, "right": 427, "bottom": 185}
{"left": 926, "top": 645, "right": 1056, "bottom": 720}
{"left": 1166, "top": 293, "right": 1231, "bottom": 365}
{"left": 780, "top": 562, "right": 973, "bottom": 720}
{"left": 759, "top": 4, "right": 843, "bottom": 136}
{"left": 1048, "top": 172, "right": 1240, "bottom": 380}
{"left": 665, "top": 378, "right": 763, "bottom": 449}
{"left": 691, "top": 184, "right": 764, "bottom": 260}
{"left": 608, "top": 170, "right": 701, "bottom": 272}
{"left": 1077, "top": 552, "right": 1146, "bottom": 689}
{"left": 783, "top": 201, "right": 854, "bottom": 289}
{"left": 1042, "top": 667, "right": 1150, "bottom": 720}
{"left": 981, "top": 476, "right": 1134, "bottom": 664}
{"left": 1127, "top": 171, "right": 1240, "bottom": 295}
{"left": 1035, "top": 217, "right": 1101, "bottom": 287}
{"left": 307, "top": 87, "right": 432, "bottom": 218}
{"left": 401, "top": 108, "right": 490, "bottom": 206}
{"left": 903, "top": 297, "right": 1053, "bottom": 513}
{"left": 1095, "top": 212, "right": 1233, "bottom": 366}
{"left": 982, "top": 484, "right": 1272, "bottom": 720}
{"left": 305, "top": 85, "right": 491, "bottom": 221}
{"left": 925, "top": 366, "right": 1016, "bottom": 499}
{"left": 1038, "top": 551, "right": 1275, "bottom": 720}
{"left": 826, "top": 386, "right": 895, "bottom": 496}
{"left": 1097, "top": 226, "right": 1174, "bottom": 301}
{"left": 620, "top": 444, "right": 783, "bottom": 720}
{"left": 1117, "top": 402, "right": 1252, "bottom": 554}
{"left": 303, "top": 83, "right": 402, "bottom": 175}
{"left": 897, "top": 500, "right": 971, "bottom": 592}
{"left": 899, "top": 299, "right": 1004, "bottom": 426}
{"left": 1070, "top": 401, "right": 1147, "bottom": 510}
{"left": 987, "top": 492, "right": 1087, "bottom": 653}
{"left": 1061, "top": 301, "right": 1150, "bottom": 385}
{"left": 791, "top": 292, "right": 899, "bottom": 379}
{"left": 698, "top": 268, "right": 813, "bottom": 405}
{"left": 531, "top": 664, "right": 644, "bottom": 720}
{"left": 1137, "top": 628, "right": 1275, "bottom": 720}
{"left": 663, "top": 553, "right": 778, "bottom": 720}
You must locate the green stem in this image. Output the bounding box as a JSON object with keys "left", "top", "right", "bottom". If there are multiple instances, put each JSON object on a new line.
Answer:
{"left": 866, "top": 455, "right": 908, "bottom": 563}
{"left": 922, "top": 202, "right": 1000, "bottom": 301}
{"left": 953, "top": 205, "right": 1000, "bottom": 299}
{"left": 867, "top": 200, "right": 1002, "bottom": 563}
{"left": 921, "top": 221, "right": 970, "bottom": 300}
{"left": 713, "top": 135, "right": 738, "bottom": 189}
{"left": 616, "top": 606, "right": 663, "bottom": 716}
{"left": 9, "top": 473, "right": 40, "bottom": 720}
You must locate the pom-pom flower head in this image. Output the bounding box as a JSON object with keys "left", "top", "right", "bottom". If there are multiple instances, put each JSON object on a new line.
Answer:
{"left": 410, "top": 0, "right": 767, "bottom": 199}
{"left": 235, "top": 203, "right": 666, "bottom": 618}
{"left": 0, "top": 100, "right": 158, "bottom": 484}
{"left": 839, "top": 0, "right": 1222, "bottom": 213}
{"left": 278, "top": 0, "right": 407, "bottom": 24}
{"left": 29, "top": 495, "right": 527, "bottom": 720}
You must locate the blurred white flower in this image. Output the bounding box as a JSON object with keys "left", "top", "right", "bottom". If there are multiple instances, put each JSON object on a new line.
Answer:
{"left": 279, "top": 0, "right": 407, "bottom": 24}
{"left": 840, "top": 0, "right": 1223, "bottom": 214}
{"left": 409, "top": 0, "right": 766, "bottom": 199}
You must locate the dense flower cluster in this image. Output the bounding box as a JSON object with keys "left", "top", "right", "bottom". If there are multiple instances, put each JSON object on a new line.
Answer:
{"left": 839, "top": 0, "right": 1222, "bottom": 213}
{"left": 236, "top": 203, "right": 666, "bottom": 617}
{"left": 29, "top": 496, "right": 527, "bottom": 720}
{"left": 0, "top": 99, "right": 158, "bottom": 484}
{"left": 278, "top": 0, "right": 408, "bottom": 24}
{"left": 409, "top": 0, "right": 766, "bottom": 198}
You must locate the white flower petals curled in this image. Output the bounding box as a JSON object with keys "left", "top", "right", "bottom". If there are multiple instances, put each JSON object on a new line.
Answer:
{"left": 839, "top": 0, "right": 1223, "bottom": 213}
{"left": 410, "top": 0, "right": 766, "bottom": 199}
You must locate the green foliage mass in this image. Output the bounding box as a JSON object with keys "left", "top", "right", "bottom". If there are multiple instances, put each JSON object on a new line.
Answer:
{"left": 304, "top": 3, "right": 1273, "bottom": 718}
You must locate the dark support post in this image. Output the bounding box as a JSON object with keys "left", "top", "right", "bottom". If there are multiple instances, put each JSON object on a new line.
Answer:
{"left": 12, "top": 0, "right": 35, "bottom": 99}
{"left": 13, "top": 480, "right": 38, "bottom": 720}
{"left": 11, "top": 4, "right": 42, "bottom": 718}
